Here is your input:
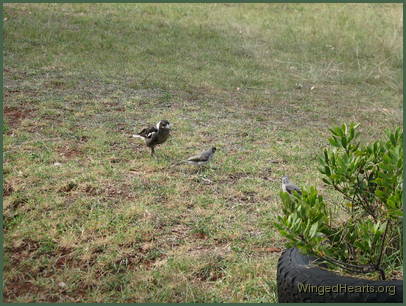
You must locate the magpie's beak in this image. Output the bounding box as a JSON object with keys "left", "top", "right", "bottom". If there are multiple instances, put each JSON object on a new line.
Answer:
{"left": 166, "top": 124, "right": 172, "bottom": 130}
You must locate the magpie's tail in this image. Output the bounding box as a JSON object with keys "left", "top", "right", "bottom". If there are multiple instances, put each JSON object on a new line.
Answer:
{"left": 132, "top": 134, "right": 145, "bottom": 139}
{"left": 170, "top": 160, "right": 187, "bottom": 167}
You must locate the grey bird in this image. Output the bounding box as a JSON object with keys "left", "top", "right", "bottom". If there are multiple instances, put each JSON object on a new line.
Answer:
{"left": 132, "top": 120, "right": 171, "bottom": 156}
{"left": 281, "top": 176, "right": 302, "bottom": 195}
{"left": 185, "top": 147, "right": 217, "bottom": 166}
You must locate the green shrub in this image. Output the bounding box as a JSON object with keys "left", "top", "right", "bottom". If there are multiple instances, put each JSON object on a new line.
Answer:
{"left": 274, "top": 123, "right": 403, "bottom": 279}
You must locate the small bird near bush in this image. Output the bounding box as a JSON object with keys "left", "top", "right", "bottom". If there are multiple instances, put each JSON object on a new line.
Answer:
{"left": 281, "top": 176, "right": 301, "bottom": 195}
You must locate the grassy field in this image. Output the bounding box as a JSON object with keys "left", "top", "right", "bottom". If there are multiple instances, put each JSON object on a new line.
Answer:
{"left": 3, "top": 3, "right": 403, "bottom": 302}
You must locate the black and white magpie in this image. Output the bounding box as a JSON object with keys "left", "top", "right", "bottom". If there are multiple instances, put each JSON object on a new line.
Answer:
{"left": 281, "top": 176, "right": 302, "bottom": 195}
{"left": 132, "top": 120, "right": 171, "bottom": 156}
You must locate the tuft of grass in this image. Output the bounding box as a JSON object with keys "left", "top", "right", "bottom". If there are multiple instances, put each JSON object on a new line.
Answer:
{"left": 3, "top": 3, "right": 402, "bottom": 302}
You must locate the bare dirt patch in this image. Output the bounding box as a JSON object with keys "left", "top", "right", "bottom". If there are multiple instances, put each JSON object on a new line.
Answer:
{"left": 252, "top": 247, "right": 282, "bottom": 253}
{"left": 104, "top": 101, "right": 126, "bottom": 112}
{"left": 227, "top": 191, "right": 258, "bottom": 205}
{"left": 4, "top": 279, "right": 44, "bottom": 302}
{"left": 104, "top": 183, "right": 134, "bottom": 199}
{"left": 3, "top": 243, "right": 80, "bottom": 302}
{"left": 5, "top": 195, "right": 29, "bottom": 211}
{"left": 112, "top": 247, "right": 166, "bottom": 271}
{"left": 54, "top": 247, "right": 78, "bottom": 269}
{"left": 4, "top": 106, "right": 33, "bottom": 128}
{"left": 4, "top": 180, "right": 15, "bottom": 196}
{"left": 58, "top": 182, "right": 78, "bottom": 193}
{"left": 222, "top": 172, "right": 249, "bottom": 183}
{"left": 56, "top": 145, "right": 83, "bottom": 159}
{"left": 5, "top": 238, "right": 40, "bottom": 266}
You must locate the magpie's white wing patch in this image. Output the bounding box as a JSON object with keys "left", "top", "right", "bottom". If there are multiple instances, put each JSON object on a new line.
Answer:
{"left": 137, "top": 126, "right": 158, "bottom": 138}
{"left": 147, "top": 131, "right": 157, "bottom": 138}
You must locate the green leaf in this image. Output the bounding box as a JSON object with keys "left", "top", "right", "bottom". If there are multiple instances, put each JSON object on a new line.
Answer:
{"left": 328, "top": 137, "right": 339, "bottom": 147}
{"left": 309, "top": 222, "right": 318, "bottom": 238}
{"left": 341, "top": 136, "right": 347, "bottom": 148}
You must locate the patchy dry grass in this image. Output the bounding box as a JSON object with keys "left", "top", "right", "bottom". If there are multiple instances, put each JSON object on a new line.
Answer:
{"left": 3, "top": 3, "right": 403, "bottom": 302}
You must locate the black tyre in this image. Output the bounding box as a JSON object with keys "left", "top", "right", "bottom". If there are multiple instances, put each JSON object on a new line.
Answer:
{"left": 277, "top": 248, "right": 403, "bottom": 303}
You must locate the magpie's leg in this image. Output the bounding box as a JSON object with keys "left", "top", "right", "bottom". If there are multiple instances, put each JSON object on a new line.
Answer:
{"left": 150, "top": 147, "right": 155, "bottom": 157}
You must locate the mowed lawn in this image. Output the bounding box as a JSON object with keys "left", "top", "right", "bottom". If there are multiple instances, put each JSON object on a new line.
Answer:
{"left": 3, "top": 3, "right": 403, "bottom": 303}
